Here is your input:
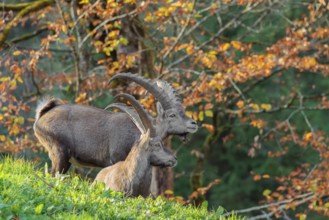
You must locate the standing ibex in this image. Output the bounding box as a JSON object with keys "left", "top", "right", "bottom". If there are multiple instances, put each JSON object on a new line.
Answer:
{"left": 94, "top": 95, "right": 176, "bottom": 197}
{"left": 34, "top": 73, "right": 197, "bottom": 174}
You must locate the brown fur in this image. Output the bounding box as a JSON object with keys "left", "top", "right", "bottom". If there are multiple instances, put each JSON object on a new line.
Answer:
{"left": 35, "top": 97, "right": 63, "bottom": 120}
{"left": 94, "top": 130, "right": 176, "bottom": 197}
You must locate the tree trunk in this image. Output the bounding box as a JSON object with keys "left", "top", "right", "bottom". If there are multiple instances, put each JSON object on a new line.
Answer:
{"left": 150, "top": 136, "right": 174, "bottom": 196}
{"left": 190, "top": 111, "right": 227, "bottom": 206}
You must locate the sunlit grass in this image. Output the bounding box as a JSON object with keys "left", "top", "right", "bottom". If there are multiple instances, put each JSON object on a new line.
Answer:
{"left": 0, "top": 157, "right": 244, "bottom": 219}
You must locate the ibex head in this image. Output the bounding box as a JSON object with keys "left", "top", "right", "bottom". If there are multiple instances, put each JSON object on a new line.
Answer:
{"left": 155, "top": 80, "right": 198, "bottom": 136}
{"left": 109, "top": 73, "right": 198, "bottom": 140}
{"left": 106, "top": 94, "right": 177, "bottom": 168}
{"left": 148, "top": 136, "right": 176, "bottom": 167}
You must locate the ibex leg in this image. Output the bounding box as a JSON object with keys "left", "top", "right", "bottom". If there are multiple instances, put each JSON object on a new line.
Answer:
{"left": 48, "top": 144, "right": 71, "bottom": 175}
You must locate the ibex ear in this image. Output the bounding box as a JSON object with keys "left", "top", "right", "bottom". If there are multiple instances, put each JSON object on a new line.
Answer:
{"left": 156, "top": 102, "right": 164, "bottom": 116}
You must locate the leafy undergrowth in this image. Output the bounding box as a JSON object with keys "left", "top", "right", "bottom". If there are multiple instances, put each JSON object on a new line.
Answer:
{"left": 0, "top": 157, "right": 243, "bottom": 220}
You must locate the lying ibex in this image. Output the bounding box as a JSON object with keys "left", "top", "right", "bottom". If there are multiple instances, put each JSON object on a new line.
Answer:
{"left": 94, "top": 95, "right": 176, "bottom": 197}
{"left": 34, "top": 73, "right": 197, "bottom": 174}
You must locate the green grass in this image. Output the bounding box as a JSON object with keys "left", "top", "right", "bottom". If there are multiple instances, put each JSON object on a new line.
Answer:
{"left": 0, "top": 157, "right": 243, "bottom": 220}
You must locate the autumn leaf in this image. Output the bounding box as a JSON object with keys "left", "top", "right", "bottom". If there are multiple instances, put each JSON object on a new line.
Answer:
{"left": 263, "top": 189, "right": 271, "bottom": 196}
{"left": 13, "top": 50, "right": 21, "bottom": 56}
{"left": 124, "top": 0, "right": 136, "bottom": 3}
{"left": 9, "top": 79, "right": 17, "bottom": 89}
{"left": 236, "top": 100, "right": 244, "bottom": 109}
{"left": 277, "top": 186, "right": 286, "bottom": 191}
{"left": 108, "top": 30, "right": 119, "bottom": 39}
{"left": 16, "top": 76, "right": 23, "bottom": 83}
{"left": 9, "top": 124, "right": 20, "bottom": 135}
{"left": 204, "top": 103, "right": 214, "bottom": 110}
{"left": 144, "top": 12, "right": 157, "bottom": 22}
{"left": 202, "top": 124, "right": 214, "bottom": 132}
{"left": 75, "top": 92, "right": 87, "bottom": 103}
{"left": 304, "top": 132, "right": 313, "bottom": 141}
{"left": 14, "top": 117, "right": 25, "bottom": 125}
{"left": 0, "top": 135, "right": 5, "bottom": 142}
{"left": 185, "top": 111, "right": 192, "bottom": 117}
{"left": 198, "top": 111, "right": 204, "bottom": 121}
{"left": 79, "top": 0, "right": 89, "bottom": 4}
{"left": 186, "top": 44, "right": 194, "bottom": 55}
{"left": 221, "top": 43, "right": 230, "bottom": 51}
{"left": 119, "top": 37, "right": 129, "bottom": 45}
{"left": 0, "top": 77, "right": 10, "bottom": 82}
{"left": 172, "top": 82, "right": 179, "bottom": 88}
{"left": 61, "top": 25, "right": 67, "bottom": 33}
{"left": 319, "top": 0, "right": 326, "bottom": 6}
{"left": 302, "top": 57, "right": 317, "bottom": 68}
{"left": 231, "top": 41, "right": 241, "bottom": 50}
{"left": 262, "top": 174, "right": 270, "bottom": 179}
{"left": 299, "top": 214, "right": 307, "bottom": 220}
{"left": 250, "top": 119, "right": 266, "bottom": 129}
{"left": 164, "top": 189, "right": 174, "bottom": 195}
{"left": 260, "top": 104, "right": 272, "bottom": 111}
{"left": 253, "top": 175, "right": 261, "bottom": 181}
{"left": 249, "top": 103, "right": 260, "bottom": 111}
{"left": 205, "top": 110, "right": 213, "bottom": 117}
{"left": 208, "top": 79, "right": 223, "bottom": 90}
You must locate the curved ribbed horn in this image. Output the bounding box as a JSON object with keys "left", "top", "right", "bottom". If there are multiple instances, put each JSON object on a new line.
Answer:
{"left": 108, "top": 73, "right": 172, "bottom": 110}
{"left": 105, "top": 103, "right": 145, "bottom": 134}
{"left": 156, "top": 80, "right": 184, "bottom": 111}
{"left": 115, "top": 93, "right": 156, "bottom": 137}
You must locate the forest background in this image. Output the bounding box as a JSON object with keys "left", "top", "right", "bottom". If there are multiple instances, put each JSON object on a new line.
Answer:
{"left": 1, "top": 0, "right": 329, "bottom": 219}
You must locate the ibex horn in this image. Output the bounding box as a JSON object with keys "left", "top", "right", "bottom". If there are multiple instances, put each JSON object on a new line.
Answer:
{"left": 108, "top": 73, "right": 172, "bottom": 110}
{"left": 114, "top": 93, "right": 157, "bottom": 137}
{"left": 105, "top": 103, "right": 145, "bottom": 134}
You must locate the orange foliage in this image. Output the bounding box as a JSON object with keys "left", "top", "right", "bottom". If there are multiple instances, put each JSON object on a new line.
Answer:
{"left": 1, "top": 0, "right": 329, "bottom": 218}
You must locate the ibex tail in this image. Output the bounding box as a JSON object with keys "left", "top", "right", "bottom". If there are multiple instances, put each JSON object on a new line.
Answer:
{"left": 35, "top": 97, "right": 63, "bottom": 120}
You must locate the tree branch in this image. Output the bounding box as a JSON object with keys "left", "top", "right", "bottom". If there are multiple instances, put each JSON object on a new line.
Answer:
{"left": 167, "top": 2, "right": 261, "bottom": 69}
{"left": 0, "top": 0, "right": 53, "bottom": 48}
{"left": 226, "top": 67, "right": 283, "bottom": 108}
{"left": 78, "top": 8, "right": 138, "bottom": 49}
{"left": 0, "top": 2, "right": 32, "bottom": 11}
{"left": 223, "top": 192, "right": 314, "bottom": 218}
{"left": 11, "top": 26, "right": 49, "bottom": 44}
{"left": 247, "top": 194, "right": 314, "bottom": 220}
{"left": 238, "top": 2, "right": 276, "bottom": 41}
{"left": 162, "top": 0, "right": 196, "bottom": 60}
{"left": 55, "top": 0, "right": 81, "bottom": 95}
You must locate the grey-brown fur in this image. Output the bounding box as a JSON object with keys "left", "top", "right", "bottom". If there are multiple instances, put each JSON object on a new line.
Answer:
{"left": 94, "top": 131, "right": 152, "bottom": 197}
{"left": 34, "top": 103, "right": 140, "bottom": 174}
{"left": 33, "top": 73, "right": 196, "bottom": 174}
{"left": 94, "top": 130, "right": 176, "bottom": 197}
{"left": 94, "top": 95, "right": 176, "bottom": 197}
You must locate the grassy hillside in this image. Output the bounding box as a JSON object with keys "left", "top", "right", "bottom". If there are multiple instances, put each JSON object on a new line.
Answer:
{"left": 0, "top": 157, "right": 243, "bottom": 220}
